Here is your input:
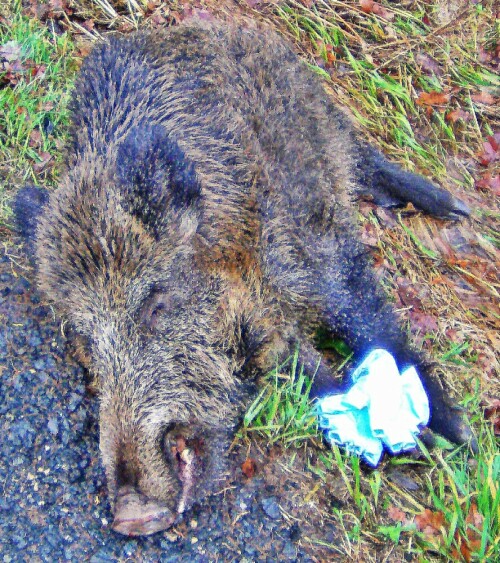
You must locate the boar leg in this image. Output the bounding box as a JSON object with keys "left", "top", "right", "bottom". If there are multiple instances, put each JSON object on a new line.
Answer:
{"left": 353, "top": 144, "right": 470, "bottom": 220}
{"left": 306, "top": 238, "right": 475, "bottom": 448}
{"left": 296, "top": 340, "right": 348, "bottom": 395}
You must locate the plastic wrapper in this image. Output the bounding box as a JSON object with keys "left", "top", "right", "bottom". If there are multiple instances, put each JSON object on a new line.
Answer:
{"left": 316, "top": 349, "right": 429, "bottom": 466}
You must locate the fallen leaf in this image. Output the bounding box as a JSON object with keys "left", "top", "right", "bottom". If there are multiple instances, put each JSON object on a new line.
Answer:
{"left": 81, "top": 20, "right": 95, "bottom": 32}
{"left": 31, "top": 63, "right": 46, "bottom": 80}
{"left": 409, "top": 311, "right": 439, "bottom": 334}
{"left": 483, "top": 399, "right": 500, "bottom": 436}
{"left": 476, "top": 173, "right": 500, "bottom": 196}
{"left": 358, "top": 0, "right": 372, "bottom": 13}
{"left": 245, "top": 0, "right": 263, "bottom": 8}
{"left": 33, "top": 151, "right": 52, "bottom": 173}
{"left": 182, "top": 5, "right": 215, "bottom": 21}
{"left": 478, "top": 134, "right": 500, "bottom": 166}
{"left": 471, "top": 91, "right": 496, "bottom": 105}
{"left": 415, "top": 53, "right": 442, "bottom": 76}
{"left": 360, "top": 222, "right": 379, "bottom": 247}
{"left": 478, "top": 46, "right": 493, "bottom": 65}
{"left": 446, "top": 109, "right": 471, "bottom": 123}
{"left": 29, "top": 129, "right": 43, "bottom": 147}
{"left": 397, "top": 279, "right": 425, "bottom": 310}
{"left": 451, "top": 502, "right": 484, "bottom": 562}
{"left": 415, "top": 508, "right": 445, "bottom": 539}
{"left": 241, "top": 458, "right": 257, "bottom": 478}
{"left": 151, "top": 12, "right": 167, "bottom": 26}
{"left": 452, "top": 286, "right": 485, "bottom": 309}
{"left": 117, "top": 21, "right": 136, "bottom": 33}
{"left": 466, "top": 502, "right": 483, "bottom": 530}
{"left": 267, "top": 444, "right": 282, "bottom": 460}
{"left": 416, "top": 91, "right": 450, "bottom": 106}
{"left": 387, "top": 505, "right": 408, "bottom": 524}
{"left": 27, "top": 0, "right": 71, "bottom": 20}
{"left": 359, "top": 0, "right": 394, "bottom": 20}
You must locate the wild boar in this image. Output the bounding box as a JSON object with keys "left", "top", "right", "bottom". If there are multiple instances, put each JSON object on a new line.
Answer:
{"left": 14, "top": 20, "right": 473, "bottom": 536}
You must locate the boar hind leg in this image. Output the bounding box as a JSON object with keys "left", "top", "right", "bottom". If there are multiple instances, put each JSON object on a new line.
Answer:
{"left": 307, "top": 237, "right": 475, "bottom": 447}
{"left": 353, "top": 144, "right": 470, "bottom": 220}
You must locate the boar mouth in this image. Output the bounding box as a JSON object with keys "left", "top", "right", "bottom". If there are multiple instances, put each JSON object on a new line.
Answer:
{"left": 111, "top": 438, "right": 200, "bottom": 536}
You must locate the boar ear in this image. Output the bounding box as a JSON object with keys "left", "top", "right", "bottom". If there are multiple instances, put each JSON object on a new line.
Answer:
{"left": 117, "top": 124, "right": 201, "bottom": 221}
{"left": 12, "top": 185, "right": 50, "bottom": 256}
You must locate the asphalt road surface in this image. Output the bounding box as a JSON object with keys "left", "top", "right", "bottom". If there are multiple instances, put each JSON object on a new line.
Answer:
{"left": 0, "top": 247, "right": 341, "bottom": 562}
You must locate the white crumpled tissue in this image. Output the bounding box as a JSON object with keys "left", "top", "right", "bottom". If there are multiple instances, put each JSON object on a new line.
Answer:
{"left": 316, "top": 349, "right": 430, "bottom": 466}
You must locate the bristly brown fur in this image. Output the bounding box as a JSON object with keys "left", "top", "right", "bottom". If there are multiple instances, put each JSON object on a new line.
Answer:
{"left": 17, "top": 20, "right": 473, "bottom": 530}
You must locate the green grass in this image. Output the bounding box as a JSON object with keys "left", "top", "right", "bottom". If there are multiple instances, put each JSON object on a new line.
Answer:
{"left": 0, "top": 2, "right": 77, "bottom": 225}
{"left": 245, "top": 354, "right": 499, "bottom": 560}
{"left": 413, "top": 433, "right": 500, "bottom": 560}
{"left": 242, "top": 349, "right": 319, "bottom": 445}
{"left": 276, "top": 0, "right": 498, "bottom": 187}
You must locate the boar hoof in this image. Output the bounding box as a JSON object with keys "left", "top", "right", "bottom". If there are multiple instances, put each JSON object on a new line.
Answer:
{"left": 111, "top": 486, "right": 175, "bottom": 536}
{"left": 432, "top": 406, "right": 478, "bottom": 454}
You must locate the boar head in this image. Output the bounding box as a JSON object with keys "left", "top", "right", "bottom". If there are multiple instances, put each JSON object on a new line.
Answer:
{"left": 15, "top": 127, "right": 254, "bottom": 536}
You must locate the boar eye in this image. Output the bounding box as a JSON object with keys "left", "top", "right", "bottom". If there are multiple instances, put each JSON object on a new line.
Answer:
{"left": 139, "top": 291, "right": 182, "bottom": 331}
{"left": 151, "top": 303, "right": 165, "bottom": 318}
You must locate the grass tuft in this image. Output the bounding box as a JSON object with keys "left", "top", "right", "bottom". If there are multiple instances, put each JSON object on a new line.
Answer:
{"left": 242, "top": 349, "right": 319, "bottom": 446}
{"left": 0, "top": 4, "right": 77, "bottom": 225}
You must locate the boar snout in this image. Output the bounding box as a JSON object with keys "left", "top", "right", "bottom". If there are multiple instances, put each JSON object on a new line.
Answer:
{"left": 111, "top": 485, "right": 176, "bottom": 536}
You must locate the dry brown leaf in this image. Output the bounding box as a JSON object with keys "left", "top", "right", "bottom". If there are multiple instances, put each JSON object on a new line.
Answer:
{"left": 471, "top": 91, "right": 496, "bottom": 105}
{"left": 244, "top": 0, "right": 263, "bottom": 8}
{"left": 81, "top": 20, "right": 95, "bottom": 32}
{"left": 241, "top": 458, "right": 257, "bottom": 478}
{"left": 33, "top": 151, "right": 52, "bottom": 174}
{"left": 387, "top": 505, "right": 407, "bottom": 524}
{"left": 360, "top": 222, "right": 379, "bottom": 247}
{"left": 415, "top": 52, "right": 442, "bottom": 76}
{"left": 29, "top": 129, "right": 42, "bottom": 147}
{"left": 396, "top": 279, "right": 424, "bottom": 310}
{"left": 27, "top": 0, "right": 71, "bottom": 20}
{"left": 409, "top": 311, "right": 439, "bottom": 335}
{"left": 31, "top": 63, "right": 46, "bottom": 80}
{"left": 416, "top": 91, "right": 450, "bottom": 106}
{"left": 446, "top": 109, "right": 472, "bottom": 123}
{"left": 478, "top": 134, "right": 500, "bottom": 166}
{"left": 483, "top": 399, "right": 500, "bottom": 436}
{"left": 415, "top": 508, "right": 445, "bottom": 538}
{"left": 359, "top": 0, "right": 394, "bottom": 21}
{"left": 476, "top": 173, "right": 500, "bottom": 196}
{"left": 451, "top": 503, "right": 484, "bottom": 562}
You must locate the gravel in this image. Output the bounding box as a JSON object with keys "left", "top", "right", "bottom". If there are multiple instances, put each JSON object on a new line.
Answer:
{"left": 0, "top": 247, "right": 341, "bottom": 561}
